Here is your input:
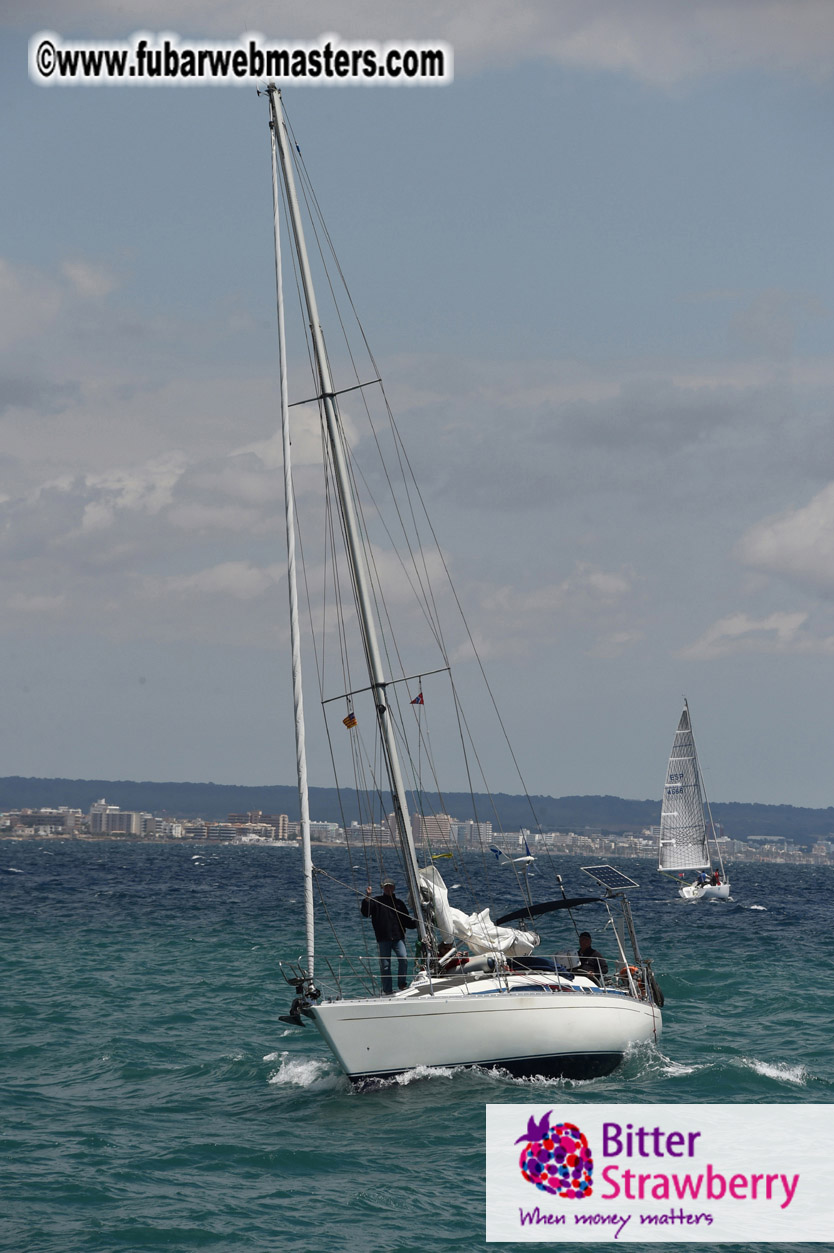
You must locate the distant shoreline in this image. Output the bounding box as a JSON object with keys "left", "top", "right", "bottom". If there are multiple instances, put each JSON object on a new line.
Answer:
{"left": 0, "top": 775, "right": 833, "bottom": 840}
{"left": 1, "top": 832, "right": 829, "bottom": 867}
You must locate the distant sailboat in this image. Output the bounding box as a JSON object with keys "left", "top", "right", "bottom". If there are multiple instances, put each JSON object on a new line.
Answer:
{"left": 491, "top": 841, "right": 535, "bottom": 868}
{"left": 658, "top": 700, "right": 730, "bottom": 901}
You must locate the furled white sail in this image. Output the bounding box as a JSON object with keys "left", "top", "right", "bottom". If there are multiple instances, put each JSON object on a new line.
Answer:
{"left": 418, "top": 866, "right": 538, "bottom": 957}
{"left": 657, "top": 706, "right": 711, "bottom": 872}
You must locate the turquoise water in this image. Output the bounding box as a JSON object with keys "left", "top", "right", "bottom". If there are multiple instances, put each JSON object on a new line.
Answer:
{"left": 2, "top": 841, "right": 832, "bottom": 1252}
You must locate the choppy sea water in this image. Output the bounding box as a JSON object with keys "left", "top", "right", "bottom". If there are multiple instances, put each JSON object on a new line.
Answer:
{"left": 1, "top": 841, "right": 832, "bottom": 1253}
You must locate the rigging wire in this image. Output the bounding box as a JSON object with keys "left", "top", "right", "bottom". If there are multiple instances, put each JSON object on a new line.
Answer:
{"left": 277, "top": 96, "right": 576, "bottom": 947}
{"left": 282, "top": 109, "right": 508, "bottom": 920}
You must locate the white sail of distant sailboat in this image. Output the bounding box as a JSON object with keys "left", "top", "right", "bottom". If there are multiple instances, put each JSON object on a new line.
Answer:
{"left": 658, "top": 700, "right": 730, "bottom": 901}
{"left": 265, "top": 84, "right": 663, "bottom": 1083}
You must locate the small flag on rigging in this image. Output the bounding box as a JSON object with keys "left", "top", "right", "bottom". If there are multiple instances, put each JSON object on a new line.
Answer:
{"left": 343, "top": 712, "right": 357, "bottom": 729}
{"left": 411, "top": 692, "right": 424, "bottom": 705}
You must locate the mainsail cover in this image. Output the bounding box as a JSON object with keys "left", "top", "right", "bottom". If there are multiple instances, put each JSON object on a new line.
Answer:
{"left": 417, "top": 865, "right": 538, "bottom": 956}
{"left": 657, "top": 706, "right": 711, "bottom": 872}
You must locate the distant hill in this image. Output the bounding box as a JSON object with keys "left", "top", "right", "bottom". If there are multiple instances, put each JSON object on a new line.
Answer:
{"left": 0, "top": 776, "right": 832, "bottom": 842}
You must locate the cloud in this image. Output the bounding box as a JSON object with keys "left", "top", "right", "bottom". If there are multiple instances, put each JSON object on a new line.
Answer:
{"left": 482, "top": 562, "right": 632, "bottom": 614}
{"left": 7, "top": 592, "right": 66, "bottom": 613}
{"left": 0, "top": 375, "right": 80, "bottom": 417}
{"left": 148, "top": 560, "right": 283, "bottom": 600}
{"left": 15, "top": 1, "right": 834, "bottom": 83}
{"left": 587, "top": 629, "right": 645, "bottom": 659}
{"left": 0, "top": 254, "right": 295, "bottom": 498}
{"left": 394, "top": 354, "right": 832, "bottom": 521}
{"left": 234, "top": 406, "right": 336, "bottom": 470}
{"left": 678, "top": 610, "right": 814, "bottom": 659}
{"left": 61, "top": 260, "right": 118, "bottom": 300}
{"left": 0, "top": 259, "right": 64, "bottom": 350}
{"left": 737, "top": 483, "right": 834, "bottom": 596}
{"left": 0, "top": 245, "right": 831, "bottom": 679}
{"left": 0, "top": 256, "right": 324, "bottom": 642}
{"left": 165, "top": 501, "right": 264, "bottom": 533}
{"left": 549, "top": 377, "right": 738, "bottom": 454}
{"left": 0, "top": 257, "right": 120, "bottom": 357}
{"left": 2, "top": 252, "right": 830, "bottom": 536}
{"left": 77, "top": 454, "right": 189, "bottom": 528}
{"left": 729, "top": 290, "right": 830, "bottom": 359}
{"left": 454, "top": 562, "right": 636, "bottom": 661}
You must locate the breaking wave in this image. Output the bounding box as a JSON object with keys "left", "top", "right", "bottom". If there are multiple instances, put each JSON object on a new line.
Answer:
{"left": 266, "top": 1052, "right": 345, "bottom": 1091}
{"left": 738, "top": 1057, "right": 809, "bottom": 1085}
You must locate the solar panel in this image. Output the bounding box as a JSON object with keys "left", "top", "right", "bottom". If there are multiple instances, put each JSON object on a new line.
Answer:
{"left": 581, "top": 865, "right": 639, "bottom": 891}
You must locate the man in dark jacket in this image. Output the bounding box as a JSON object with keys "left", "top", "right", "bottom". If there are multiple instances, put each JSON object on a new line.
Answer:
{"left": 577, "top": 931, "right": 609, "bottom": 980}
{"left": 360, "top": 877, "right": 418, "bottom": 994}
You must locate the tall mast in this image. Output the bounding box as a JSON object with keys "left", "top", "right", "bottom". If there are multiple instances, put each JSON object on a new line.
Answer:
{"left": 267, "top": 85, "right": 428, "bottom": 947}
{"left": 269, "top": 105, "right": 314, "bottom": 975}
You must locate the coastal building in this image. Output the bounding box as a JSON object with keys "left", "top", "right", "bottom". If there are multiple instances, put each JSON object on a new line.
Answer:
{"left": 262, "top": 813, "right": 289, "bottom": 840}
{"left": 454, "top": 819, "right": 493, "bottom": 848}
{"left": 287, "top": 819, "right": 340, "bottom": 842}
{"left": 415, "top": 813, "right": 451, "bottom": 846}
{"left": 1, "top": 807, "right": 81, "bottom": 835}
{"left": 207, "top": 823, "right": 237, "bottom": 840}
{"left": 89, "top": 798, "right": 120, "bottom": 833}
{"left": 89, "top": 800, "right": 145, "bottom": 836}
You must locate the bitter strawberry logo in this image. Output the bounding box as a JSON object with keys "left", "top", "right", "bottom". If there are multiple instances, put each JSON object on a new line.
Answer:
{"left": 516, "top": 1111, "right": 594, "bottom": 1198}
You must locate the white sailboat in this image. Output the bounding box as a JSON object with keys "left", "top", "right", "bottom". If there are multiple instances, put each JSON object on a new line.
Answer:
{"left": 658, "top": 700, "right": 730, "bottom": 901}
{"left": 266, "top": 86, "right": 662, "bottom": 1083}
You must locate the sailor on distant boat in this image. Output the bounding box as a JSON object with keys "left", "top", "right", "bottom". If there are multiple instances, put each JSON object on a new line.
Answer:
{"left": 360, "top": 878, "right": 418, "bottom": 995}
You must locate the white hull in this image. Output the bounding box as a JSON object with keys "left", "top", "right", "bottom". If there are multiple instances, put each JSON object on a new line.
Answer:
{"left": 679, "top": 880, "right": 731, "bottom": 901}
{"left": 309, "top": 977, "right": 661, "bottom": 1083}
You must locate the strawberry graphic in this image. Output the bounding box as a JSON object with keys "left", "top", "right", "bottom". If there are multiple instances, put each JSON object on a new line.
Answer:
{"left": 517, "top": 1114, "right": 594, "bottom": 1199}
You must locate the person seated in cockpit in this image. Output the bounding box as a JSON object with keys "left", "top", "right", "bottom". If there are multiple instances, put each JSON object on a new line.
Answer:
{"left": 577, "top": 931, "right": 608, "bottom": 979}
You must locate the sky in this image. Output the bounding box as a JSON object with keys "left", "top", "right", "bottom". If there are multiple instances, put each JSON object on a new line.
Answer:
{"left": 3, "top": 1, "right": 834, "bottom": 808}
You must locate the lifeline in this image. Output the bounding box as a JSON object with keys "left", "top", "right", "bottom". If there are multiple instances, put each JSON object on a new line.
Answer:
{"left": 600, "top": 1164, "right": 800, "bottom": 1209}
